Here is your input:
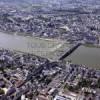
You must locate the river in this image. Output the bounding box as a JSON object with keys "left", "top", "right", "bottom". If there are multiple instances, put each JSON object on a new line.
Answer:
{"left": 0, "top": 32, "right": 64, "bottom": 57}
{"left": 0, "top": 32, "right": 100, "bottom": 69}
{"left": 65, "top": 45, "right": 100, "bottom": 69}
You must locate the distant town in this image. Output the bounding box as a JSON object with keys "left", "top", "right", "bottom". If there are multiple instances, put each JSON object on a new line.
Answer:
{"left": 0, "top": 3, "right": 100, "bottom": 45}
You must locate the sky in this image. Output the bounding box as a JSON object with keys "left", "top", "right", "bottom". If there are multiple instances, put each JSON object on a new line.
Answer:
{"left": 0, "top": 0, "right": 100, "bottom": 8}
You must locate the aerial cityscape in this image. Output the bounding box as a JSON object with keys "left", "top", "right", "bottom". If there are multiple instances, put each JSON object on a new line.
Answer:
{"left": 0, "top": 0, "right": 100, "bottom": 100}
